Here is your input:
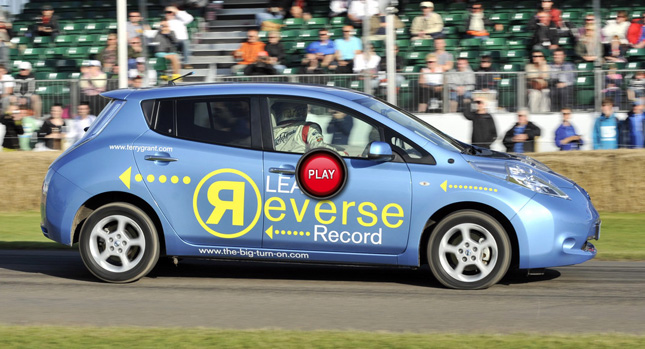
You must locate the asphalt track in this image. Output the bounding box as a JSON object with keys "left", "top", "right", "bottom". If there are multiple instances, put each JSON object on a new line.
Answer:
{"left": 1, "top": 249, "right": 644, "bottom": 333}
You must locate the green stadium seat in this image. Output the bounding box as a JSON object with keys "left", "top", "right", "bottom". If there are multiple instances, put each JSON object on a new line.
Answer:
{"left": 507, "top": 39, "right": 527, "bottom": 49}
{"left": 20, "top": 48, "right": 45, "bottom": 60}
{"left": 330, "top": 17, "right": 346, "bottom": 27}
{"left": 442, "top": 26, "right": 459, "bottom": 39}
{"left": 460, "top": 38, "right": 481, "bottom": 49}
{"left": 148, "top": 58, "right": 167, "bottom": 72}
{"left": 510, "top": 12, "right": 532, "bottom": 22}
{"left": 61, "top": 22, "right": 84, "bottom": 34}
{"left": 75, "top": 34, "right": 95, "bottom": 46}
{"left": 626, "top": 48, "right": 645, "bottom": 60}
{"left": 13, "top": 23, "right": 31, "bottom": 36}
{"left": 305, "top": 18, "right": 328, "bottom": 29}
{"left": 442, "top": 39, "right": 460, "bottom": 48}
{"left": 576, "top": 76, "right": 595, "bottom": 107}
{"left": 10, "top": 37, "right": 30, "bottom": 46}
{"left": 482, "top": 38, "right": 506, "bottom": 50}
{"left": 350, "top": 80, "right": 364, "bottom": 91}
{"left": 489, "top": 13, "right": 510, "bottom": 25}
{"left": 299, "top": 29, "right": 320, "bottom": 41}
{"left": 456, "top": 50, "right": 479, "bottom": 60}
{"left": 280, "top": 30, "right": 300, "bottom": 41}
{"left": 281, "top": 68, "right": 297, "bottom": 75}
{"left": 626, "top": 62, "right": 644, "bottom": 70}
{"left": 443, "top": 13, "right": 465, "bottom": 26}
{"left": 32, "top": 36, "right": 52, "bottom": 47}
{"left": 411, "top": 39, "right": 434, "bottom": 51}
{"left": 405, "top": 51, "right": 427, "bottom": 64}
{"left": 501, "top": 49, "right": 527, "bottom": 62}
{"left": 84, "top": 23, "right": 107, "bottom": 34}
{"left": 395, "top": 27, "right": 409, "bottom": 38}
{"left": 283, "top": 18, "right": 304, "bottom": 29}
{"left": 54, "top": 35, "right": 77, "bottom": 47}
{"left": 402, "top": 65, "right": 421, "bottom": 73}
{"left": 576, "top": 62, "right": 594, "bottom": 71}
{"left": 65, "top": 47, "right": 89, "bottom": 59}
{"left": 499, "top": 63, "right": 522, "bottom": 72}
{"left": 498, "top": 78, "right": 517, "bottom": 110}
{"left": 36, "top": 72, "right": 71, "bottom": 80}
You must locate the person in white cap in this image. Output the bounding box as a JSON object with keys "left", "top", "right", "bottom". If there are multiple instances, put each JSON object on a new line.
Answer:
{"left": 128, "top": 57, "right": 157, "bottom": 87}
{"left": 410, "top": 2, "right": 443, "bottom": 40}
{"left": 12, "top": 61, "right": 42, "bottom": 118}
{"left": 79, "top": 60, "right": 107, "bottom": 112}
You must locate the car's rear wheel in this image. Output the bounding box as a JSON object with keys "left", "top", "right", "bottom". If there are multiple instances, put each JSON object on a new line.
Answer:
{"left": 427, "top": 210, "right": 511, "bottom": 290}
{"left": 79, "top": 203, "right": 160, "bottom": 283}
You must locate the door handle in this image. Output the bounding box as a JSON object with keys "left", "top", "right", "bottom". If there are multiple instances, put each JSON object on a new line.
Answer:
{"left": 144, "top": 155, "right": 178, "bottom": 162}
{"left": 269, "top": 165, "right": 295, "bottom": 175}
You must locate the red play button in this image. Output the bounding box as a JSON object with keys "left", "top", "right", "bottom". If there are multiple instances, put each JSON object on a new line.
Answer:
{"left": 296, "top": 149, "right": 348, "bottom": 199}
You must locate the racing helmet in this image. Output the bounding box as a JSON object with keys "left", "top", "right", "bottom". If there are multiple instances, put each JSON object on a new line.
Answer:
{"left": 272, "top": 101, "right": 308, "bottom": 124}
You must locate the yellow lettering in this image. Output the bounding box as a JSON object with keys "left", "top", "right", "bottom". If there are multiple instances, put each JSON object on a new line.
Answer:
{"left": 357, "top": 202, "right": 377, "bottom": 227}
{"left": 290, "top": 199, "right": 310, "bottom": 222}
{"left": 342, "top": 201, "right": 356, "bottom": 225}
{"left": 382, "top": 203, "right": 404, "bottom": 229}
{"left": 206, "top": 181, "right": 245, "bottom": 226}
{"left": 264, "top": 197, "right": 286, "bottom": 221}
{"left": 315, "top": 200, "right": 337, "bottom": 224}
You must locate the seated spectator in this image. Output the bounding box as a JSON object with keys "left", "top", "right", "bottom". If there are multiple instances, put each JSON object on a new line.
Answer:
{"left": 286, "top": 5, "right": 310, "bottom": 21}
{"left": 31, "top": 5, "right": 59, "bottom": 39}
{"left": 98, "top": 33, "right": 118, "bottom": 75}
{"left": 1, "top": 103, "right": 23, "bottom": 150}
{"left": 353, "top": 44, "right": 381, "bottom": 89}
{"left": 503, "top": 109, "right": 541, "bottom": 153}
{"left": 79, "top": 60, "right": 107, "bottom": 111}
{"left": 368, "top": 10, "right": 405, "bottom": 41}
{"left": 465, "top": 3, "right": 493, "bottom": 40}
{"left": 378, "top": 44, "right": 406, "bottom": 87}
{"left": 265, "top": 31, "right": 286, "bottom": 74}
{"left": 12, "top": 62, "right": 42, "bottom": 118}
{"left": 330, "top": 0, "right": 349, "bottom": 18}
{"left": 433, "top": 38, "right": 454, "bottom": 72}
{"left": 244, "top": 51, "right": 277, "bottom": 76}
{"left": 126, "top": 11, "right": 151, "bottom": 43}
{"left": 232, "top": 29, "right": 265, "bottom": 74}
{"left": 306, "top": 29, "right": 337, "bottom": 70}
{"left": 593, "top": 98, "right": 619, "bottom": 150}
{"left": 67, "top": 101, "right": 96, "bottom": 144}
{"left": 529, "top": 11, "right": 559, "bottom": 52}
{"left": 128, "top": 73, "right": 143, "bottom": 88}
{"left": 347, "top": 0, "right": 380, "bottom": 27}
{"left": 127, "top": 37, "right": 145, "bottom": 70}
{"left": 255, "top": 1, "right": 284, "bottom": 27}
{"left": 418, "top": 53, "right": 443, "bottom": 112}
{"left": 0, "top": 20, "right": 12, "bottom": 67}
{"left": 474, "top": 55, "right": 497, "bottom": 92}
{"left": 627, "top": 12, "right": 645, "bottom": 48}
{"left": 526, "top": 51, "right": 550, "bottom": 113}
{"left": 17, "top": 105, "right": 38, "bottom": 151}
{"left": 619, "top": 100, "right": 645, "bottom": 149}
{"left": 38, "top": 103, "right": 67, "bottom": 150}
{"left": 604, "top": 64, "right": 623, "bottom": 108}
{"left": 153, "top": 20, "right": 181, "bottom": 77}
{"left": 577, "top": 15, "right": 602, "bottom": 41}
{"left": 602, "top": 10, "right": 630, "bottom": 46}
{"left": 165, "top": 6, "right": 194, "bottom": 68}
{"left": 627, "top": 70, "right": 645, "bottom": 103}
{"left": 335, "top": 25, "right": 362, "bottom": 74}
{"left": 555, "top": 108, "right": 583, "bottom": 151}
{"left": 410, "top": 2, "right": 443, "bottom": 40}
{"left": 575, "top": 27, "right": 599, "bottom": 63}
{"left": 605, "top": 35, "right": 627, "bottom": 63}
{"left": 448, "top": 58, "right": 475, "bottom": 112}
{"left": 549, "top": 49, "right": 575, "bottom": 111}
{"left": 0, "top": 64, "right": 14, "bottom": 111}
{"left": 128, "top": 57, "right": 157, "bottom": 87}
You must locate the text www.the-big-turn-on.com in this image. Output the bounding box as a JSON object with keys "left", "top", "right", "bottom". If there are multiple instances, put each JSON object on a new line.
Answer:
{"left": 198, "top": 247, "right": 309, "bottom": 259}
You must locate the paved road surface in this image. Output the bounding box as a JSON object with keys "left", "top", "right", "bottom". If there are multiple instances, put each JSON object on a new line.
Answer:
{"left": 1, "top": 250, "right": 644, "bottom": 333}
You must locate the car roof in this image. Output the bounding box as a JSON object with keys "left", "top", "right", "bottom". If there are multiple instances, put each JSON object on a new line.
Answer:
{"left": 101, "top": 83, "right": 372, "bottom": 102}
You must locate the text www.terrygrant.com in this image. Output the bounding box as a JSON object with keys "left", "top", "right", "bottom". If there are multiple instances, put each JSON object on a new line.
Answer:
{"left": 109, "top": 144, "right": 174, "bottom": 152}
{"left": 198, "top": 247, "right": 309, "bottom": 260}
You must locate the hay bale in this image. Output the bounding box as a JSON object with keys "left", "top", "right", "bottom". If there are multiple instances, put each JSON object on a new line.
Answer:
{"left": 0, "top": 152, "right": 61, "bottom": 212}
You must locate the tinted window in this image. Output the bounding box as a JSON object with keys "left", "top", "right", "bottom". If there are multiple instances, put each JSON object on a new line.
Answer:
{"left": 155, "top": 100, "right": 174, "bottom": 136}
{"left": 175, "top": 97, "right": 251, "bottom": 147}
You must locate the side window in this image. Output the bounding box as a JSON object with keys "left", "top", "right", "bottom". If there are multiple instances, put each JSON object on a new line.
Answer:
{"left": 172, "top": 97, "right": 251, "bottom": 147}
{"left": 387, "top": 130, "right": 436, "bottom": 165}
{"left": 155, "top": 100, "right": 174, "bottom": 136}
{"left": 268, "top": 97, "right": 380, "bottom": 158}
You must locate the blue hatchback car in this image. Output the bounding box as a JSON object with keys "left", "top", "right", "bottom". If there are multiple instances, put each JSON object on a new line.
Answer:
{"left": 41, "top": 83, "right": 600, "bottom": 289}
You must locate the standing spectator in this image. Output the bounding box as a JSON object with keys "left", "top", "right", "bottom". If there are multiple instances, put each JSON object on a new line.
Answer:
{"left": 12, "top": 62, "right": 42, "bottom": 118}
{"left": 306, "top": 29, "right": 337, "bottom": 70}
{"left": 604, "top": 64, "right": 623, "bottom": 109}
{"left": 465, "top": 3, "right": 493, "bottom": 40}
{"left": 347, "top": 0, "right": 380, "bottom": 26}
{"left": 602, "top": 11, "right": 630, "bottom": 46}
{"left": 244, "top": 51, "right": 277, "bottom": 76}
{"left": 38, "top": 103, "right": 67, "bottom": 150}
{"left": 475, "top": 55, "right": 497, "bottom": 93}
{"left": 410, "top": 2, "right": 443, "bottom": 40}
{"left": 98, "top": 33, "right": 119, "bottom": 75}
{"left": 164, "top": 5, "right": 194, "bottom": 68}
{"left": 463, "top": 98, "right": 497, "bottom": 149}
{"left": 232, "top": 29, "right": 266, "bottom": 74}
{"left": 126, "top": 11, "right": 151, "bottom": 41}
{"left": 417, "top": 53, "right": 443, "bottom": 112}
{"left": 265, "top": 32, "right": 286, "bottom": 74}
{"left": 330, "top": 0, "right": 350, "bottom": 18}
{"left": 335, "top": 25, "right": 363, "bottom": 74}
{"left": 79, "top": 61, "right": 107, "bottom": 111}
{"left": 326, "top": 111, "right": 353, "bottom": 145}
{"left": 353, "top": 44, "right": 381, "bottom": 89}
{"left": 448, "top": 58, "right": 475, "bottom": 112}
{"left": 0, "top": 64, "right": 14, "bottom": 111}
{"left": 555, "top": 108, "right": 583, "bottom": 151}
{"left": 1, "top": 104, "right": 23, "bottom": 150}
{"left": 550, "top": 49, "right": 575, "bottom": 111}
{"left": 627, "top": 70, "right": 645, "bottom": 103}
{"left": 533, "top": 0, "right": 575, "bottom": 41}
{"left": 575, "top": 27, "right": 600, "bottom": 63}
{"left": 526, "top": 51, "right": 550, "bottom": 113}
{"left": 255, "top": 1, "right": 284, "bottom": 27}
{"left": 67, "top": 101, "right": 96, "bottom": 144}
{"left": 31, "top": 5, "right": 59, "bottom": 39}
{"left": 433, "top": 38, "right": 454, "bottom": 72}
{"left": 529, "top": 11, "right": 559, "bottom": 52}
{"left": 619, "top": 100, "right": 645, "bottom": 149}
{"left": 592, "top": 98, "right": 619, "bottom": 150}
{"left": 0, "top": 20, "right": 12, "bottom": 67}
{"left": 128, "top": 57, "right": 157, "bottom": 87}
{"left": 503, "top": 109, "right": 541, "bottom": 153}
{"left": 153, "top": 21, "right": 182, "bottom": 78}
{"left": 627, "top": 12, "right": 645, "bottom": 48}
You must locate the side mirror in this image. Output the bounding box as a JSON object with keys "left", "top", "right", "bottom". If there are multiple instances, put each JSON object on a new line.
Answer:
{"left": 367, "top": 141, "right": 395, "bottom": 162}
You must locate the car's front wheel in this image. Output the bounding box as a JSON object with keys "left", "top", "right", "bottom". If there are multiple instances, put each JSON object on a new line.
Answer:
{"left": 427, "top": 210, "right": 511, "bottom": 290}
{"left": 79, "top": 203, "right": 160, "bottom": 283}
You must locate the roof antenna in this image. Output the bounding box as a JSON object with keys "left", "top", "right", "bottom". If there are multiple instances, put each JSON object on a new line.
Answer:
{"left": 168, "top": 71, "right": 194, "bottom": 86}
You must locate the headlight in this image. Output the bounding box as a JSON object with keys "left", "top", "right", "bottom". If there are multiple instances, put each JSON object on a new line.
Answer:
{"left": 515, "top": 154, "right": 552, "bottom": 172}
{"left": 506, "top": 163, "right": 569, "bottom": 199}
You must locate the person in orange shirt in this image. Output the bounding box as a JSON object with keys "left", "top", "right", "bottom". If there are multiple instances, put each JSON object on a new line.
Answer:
{"left": 231, "top": 30, "right": 266, "bottom": 74}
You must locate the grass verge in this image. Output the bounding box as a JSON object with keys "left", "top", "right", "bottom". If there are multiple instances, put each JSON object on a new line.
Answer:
{"left": 0, "top": 327, "right": 644, "bottom": 348}
{"left": 1, "top": 211, "right": 643, "bottom": 260}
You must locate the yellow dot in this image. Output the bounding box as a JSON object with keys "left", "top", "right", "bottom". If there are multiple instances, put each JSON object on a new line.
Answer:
{"left": 183, "top": 176, "right": 191, "bottom": 184}
{"left": 281, "top": 230, "right": 285, "bottom": 235}
{"left": 478, "top": 187, "right": 482, "bottom": 190}
{"left": 494, "top": 189, "right": 498, "bottom": 192}
{"left": 159, "top": 175, "right": 167, "bottom": 183}
{"left": 468, "top": 186, "right": 473, "bottom": 189}
{"left": 135, "top": 174, "right": 143, "bottom": 182}
{"left": 171, "top": 176, "right": 179, "bottom": 184}
{"left": 287, "top": 231, "right": 292, "bottom": 235}
{"left": 300, "top": 231, "right": 304, "bottom": 236}
{"left": 449, "top": 185, "right": 453, "bottom": 188}
{"left": 306, "top": 232, "right": 310, "bottom": 236}
{"left": 147, "top": 174, "right": 155, "bottom": 182}
{"left": 459, "top": 185, "right": 463, "bottom": 189}
{"left": 484, "top": 188, "right": 488, "bottom": 191}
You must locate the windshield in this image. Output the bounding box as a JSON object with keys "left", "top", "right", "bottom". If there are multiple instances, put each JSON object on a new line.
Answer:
{"left": 353, "top": 97, "right": 465, "bottom": 153}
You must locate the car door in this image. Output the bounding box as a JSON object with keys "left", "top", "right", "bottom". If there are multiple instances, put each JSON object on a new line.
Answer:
{"left": 132, "top": 96, "right": 265, "bottom": 247}
{"left": 261, "top": 96, "right": 413, "bottom": 254}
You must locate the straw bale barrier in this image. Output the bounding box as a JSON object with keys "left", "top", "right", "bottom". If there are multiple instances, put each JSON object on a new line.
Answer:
{"left": 1, "top": 150, "right": 644, "bottom": 213}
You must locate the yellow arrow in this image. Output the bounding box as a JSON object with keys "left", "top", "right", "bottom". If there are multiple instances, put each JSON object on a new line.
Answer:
{"left": 441, "top": 180, "right": 447, "bottom": 192}
{"left": 119, "top": 167, "right": 132, "bottom": 189}
{"left": 265, "top": 225, "right": 273, "bottom": 239}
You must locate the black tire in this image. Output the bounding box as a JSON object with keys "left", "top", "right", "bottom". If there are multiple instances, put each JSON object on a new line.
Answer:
{"left": 427, "top": 210, "right": 511, "bottom": 290}
{"left": 79, "top": 203, "right": 160, "bottom": 283}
